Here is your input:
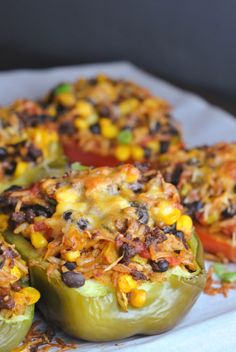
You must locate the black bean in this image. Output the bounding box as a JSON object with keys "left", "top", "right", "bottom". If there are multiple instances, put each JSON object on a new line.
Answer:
{"left": 120, "top": 243, "right": 136, "bottom": 263}
{"left": 185, "top": 201, "right": 204, "bottom": 217}
{"left": 77, "top": 218, "right": 89, "bottom": 231}
{"left": 59, "top": 122, "right": 76, "bottom": 135}
{"left": 61, "top": 271, "right": 85, "bottom": 288}
{"left": 174, "top": 231, "right": 188, "bottom": 249}
{"left": 131, "top": 202, "right": 149, "bottom": 224}
{"left": 25, "top": 209, "right": 36, "bottom": 223}
{"left": 64, "top": 262, "right": 77, "bottom": 271}
{"left": 170, "top": 164, "right": 183, "bottom": 186}
{"left": 131, "top": 270, "right": 147, "bottom": 281}
{"left": 222, "top": 204, "right": 236, "bottom": 219}
{"left": 11, "top": 211, "right": 26, "bottom": 224}
{"left": 150, "top": 259, "right": 169, "bottom": 272}
{"left": 160, "top": 141, "right": 170, "bottom": 154}
{"left": 97, "top": 105, "right": 110, "bottom": 117}
{"left": 0, "top": 147, "right": 7, "bottom": 160}
{"left": 150, "top": 122, "right": 161, "bottom": 134}
{"left": 129, "top": 182, "right": 144, "bottom": 193}
{"left": 168, "top": 125, "right": 179, "bottom": 136}
{"left": 144, "top": 147, "right": 152, "bottom": 159}
{"left": 25, "top": 145, "right": 42, "bottom": 161}
{"left": 5, "top": 161, "right": 17, "bottom": 175}
{"left": 63, "top": 211, "right": 72, "bottom": 221}
{"left": 89, "top": 123, "right": 101, "bottom": 134}
{"left": 31, "top": 204, "right": 54, "bottom": 218}
{"left": 163, "top": 224, "right": 176, "bottom": 234}
{"left": 151, "top": 227, "right": 167, "bottom": 243}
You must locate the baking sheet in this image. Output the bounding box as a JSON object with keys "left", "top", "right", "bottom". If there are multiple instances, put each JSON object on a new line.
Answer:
{"left": 0, "top": 62, "right": 236, "bottom": 352}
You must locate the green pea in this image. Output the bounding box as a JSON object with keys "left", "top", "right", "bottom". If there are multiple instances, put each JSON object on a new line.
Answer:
{"left": 54, "top": 83, "right": 72, "bottom": 95}
{"left": 117, "top": 129, "right": 133, "bottom": 144}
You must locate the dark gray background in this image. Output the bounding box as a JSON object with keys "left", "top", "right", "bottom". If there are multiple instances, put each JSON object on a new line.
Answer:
{"left": 0, "top": 0, "right": 235, "bottom": 113}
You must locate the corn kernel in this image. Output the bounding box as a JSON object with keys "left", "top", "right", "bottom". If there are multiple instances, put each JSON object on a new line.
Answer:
{"left": 47, "top": 105, "right": 57, "bottom": 116}
{"left": 131, "top": 146, "right": 145, "bottom": 161}
{"left": 119, "top": 98, "right": 139, "bottom": 115}
{"left": 57, "top": 92, "right": 76, "bottom": 107}
{"left": 101, "top": 123, "right": 118, "bottom": 139}
{"left": 118, "top": 274, "right": 137, "bottom": 293}
{"left": 130, "top": 289, "right": 147, "bottom": 308}
{"left": 146, "top": 140, "right": 160, "bottom": 153}
{"left": 75, "top": 100, "right": 93, "bottom": 117}
{"left": 74, "top": 118, "right": 89, "bottom": 130}
{"left": 31, "top": 232, "right": 48, "bottom": 249}
{"left": 114, "top": 145, "right": 131, "bottom": 162}
{"left": 0, "top": 214, "right": 9, "bottom": 231}
{"left": 176, "top": 215, "right": 193, "bottom": 233}
{"left": 55, "top": 187, "right": 78, "bottom": 203}
{"left": 56, "top": 201, "right": 87, "bottom": 215}
{"left": 63, "top": 250, "right": 80, "bottom": 262}
{"left": 143, "top": 98, "right": 158, "bottom": 109}
{"left": 11, "top": 266, "right": 22, "bottom": 281}
{"left": 153, "top": 200, "right": 181, "bottom": 226}
{"left": 14, "top": 161, "right": 29, "bottom": 178}
{"left": 20, "top": 287, "right": 41, "bottom": 305}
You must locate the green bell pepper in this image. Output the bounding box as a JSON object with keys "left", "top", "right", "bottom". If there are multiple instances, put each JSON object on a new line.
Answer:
{"left": 4, "top": 230, "right": 205, "bottom": 342}
{"left": 0, "top": 235, "right": 36, "bottom": 352}
{"left": 0, "top": 306, "right": 34, "bottom": 352}
{"left": 0, "top": 141, "right": 67, "bottom": 193}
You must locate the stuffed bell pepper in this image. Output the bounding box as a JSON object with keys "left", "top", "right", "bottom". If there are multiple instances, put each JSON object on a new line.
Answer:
{"left": 157, "top": 142, "right": 236, "bottom": 261}
{"left": 0, "top": 163, "right": 205, "bottom": 341}
{"left": 0, "top": 235, "right": 40, "bottom": 352}
{"left": 0, "top": 99, "right": 66, "bottom": 192}
{"left": 43, "top": 75, "right": 183, "bottom": 166}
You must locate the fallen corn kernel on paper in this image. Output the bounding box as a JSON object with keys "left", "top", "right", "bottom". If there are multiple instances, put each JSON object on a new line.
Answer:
{"left": 0, "top": 62, "right": 236, "bottom": 352}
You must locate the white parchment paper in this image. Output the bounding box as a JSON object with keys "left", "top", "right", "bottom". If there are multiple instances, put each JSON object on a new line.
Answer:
{"left": 0, "top": 62, "right": 236, "bottom": 352}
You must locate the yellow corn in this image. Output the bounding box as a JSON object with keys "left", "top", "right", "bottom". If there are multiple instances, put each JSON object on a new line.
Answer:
{"left": 131, "top": 146, "right": 145, "bottom": 161}
{"left": 114, "top": 145, "right": 131, "bottom": 161}
{"left": 10, "top": 266, "right": 22, "bottom": 281}
{"left": 14, "top": 161, "right": 29, "bottom": 178}
{"left": 118, "top": 274, "right": 137, "bottom": 293}
{"left": 31, "top": 232, "right": 48, "bottom": 249}
{"left": 143, "top": 98, "right": 159, "bottom": 109}
{"left": 130, "top": 289, "right": 147, "bottom": 308}
{"left": 63, "top": 250, "right": 80, "bottom": 262}
{"left": 176, "top": 215, "right": 193, "bottom": 233}
{"left": 55, "top": 187, "right": 78, "bottom": 203}
{"left": 153, "top": 200, "right": 181, "bottom": 226}
{"left": 56, "top": 201, "right": 87, "bottom": 215}
{"left": 0, "top": 214, "right": 9, "bottom": 231}
{"left": 74, "top": 118, "right": 89, "bottom": 130}
{"left": 119, "top": 98, "right": 139, "bottom": 115}
{"left": 146, "top": 140, "right": 160, "bottom": 153}
{"left": 20, "top": 287, "right": 41, "bottom": 305}
{"left": 75, "top": 100, "right": 93, "bottom": 117}
{"left": 57, "top": 92, "right": 76, "bottom": 107}
{"left": 101, "top": 123, "right": 118, "bottom": 139}
{"left": 47, "top": 105, "right": 57, "bottom": 116}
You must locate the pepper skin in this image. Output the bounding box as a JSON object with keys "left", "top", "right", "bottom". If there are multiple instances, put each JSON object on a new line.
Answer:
{"left": 196, "top": 225, "right": 236, "bottom": 262}
{"left": 4, "top": 230, "right": 205, "bottom": 342}
{"left": 0, "top": 306, "right": 34, "bottom": 352}
{"left": 0, "top": 142, "right": 66, "bottom": 193}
